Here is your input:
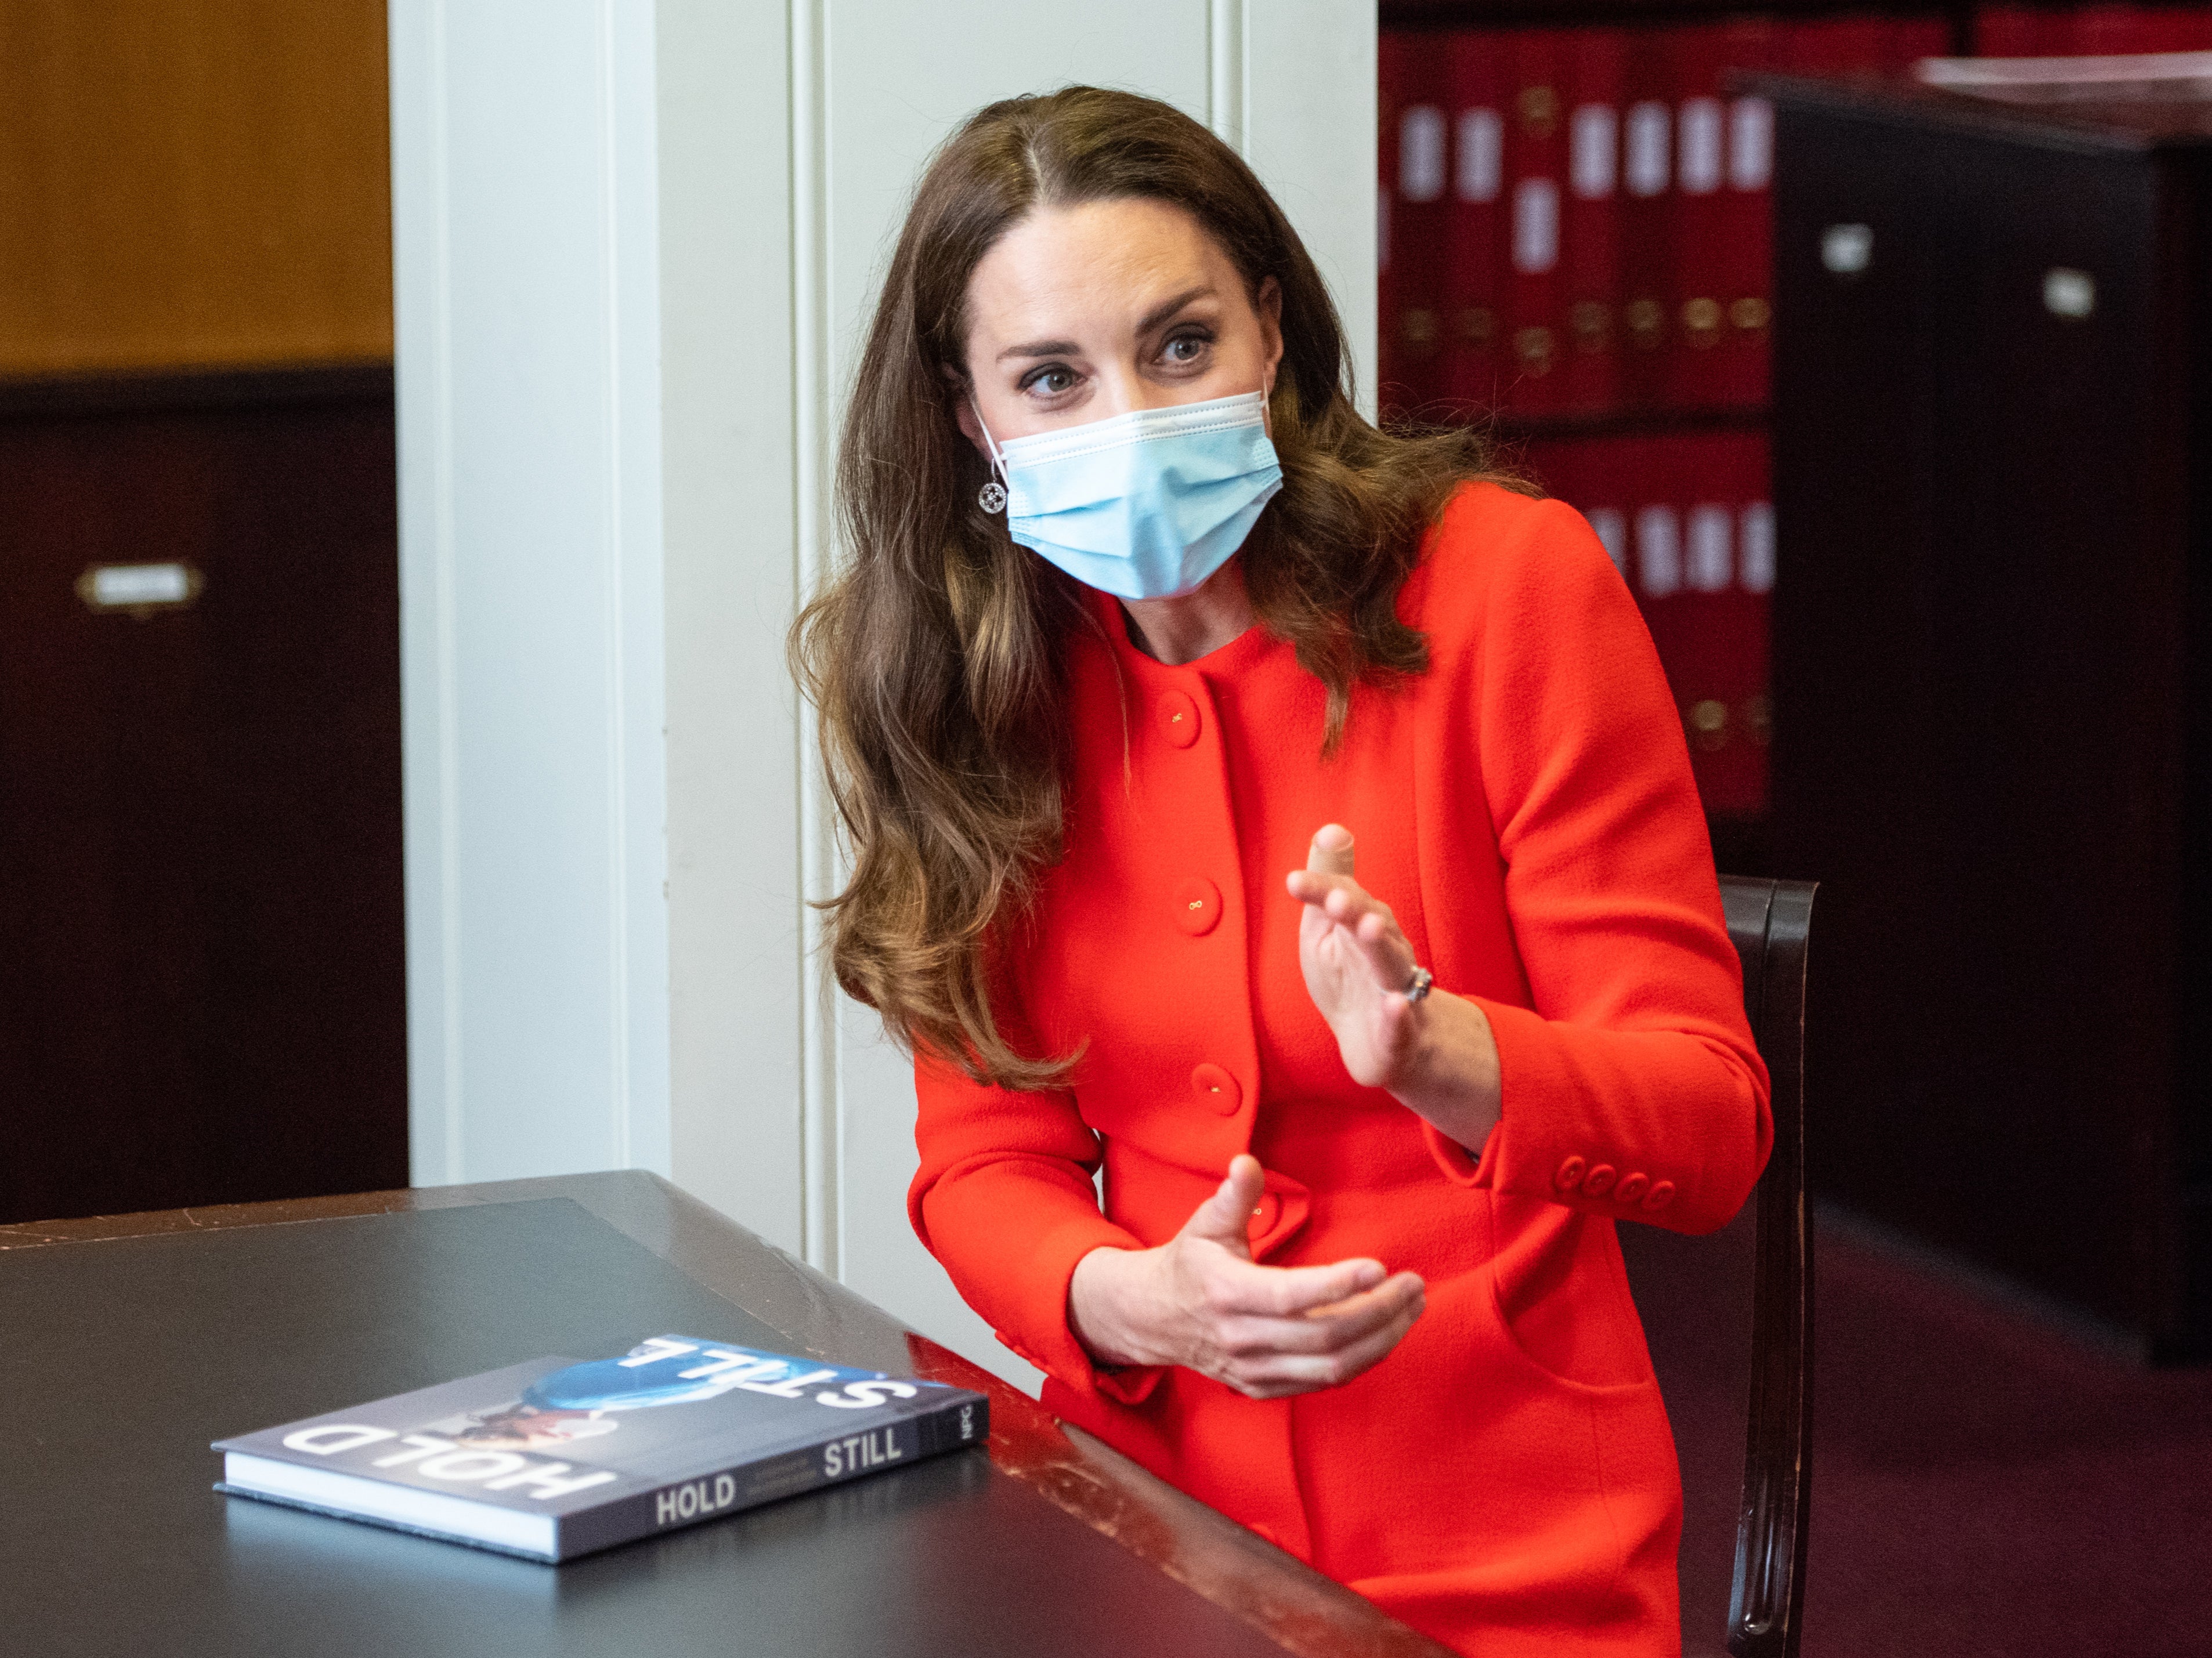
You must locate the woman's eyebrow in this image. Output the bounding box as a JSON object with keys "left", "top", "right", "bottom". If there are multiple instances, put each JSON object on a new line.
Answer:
{"left": 995, "top": 285, "right": 1219, "bottom": 363}
{"left": 1134, "top": 284, "right": 1216, "bottom": 335}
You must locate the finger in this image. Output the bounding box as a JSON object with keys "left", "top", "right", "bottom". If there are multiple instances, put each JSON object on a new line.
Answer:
{"left": 1229, "top": 1297, "right": 1427, "bottom": 1396}
{"left": 1287, "top": 874, "right": 1400, "bottom": 943}
{"left": 1346, "top": 905, "right": 1419, "bottom": 994}
{"left": 1284, "top": 868, "right": 1371, "bottom": 910}
{"left": 1213, "top": 1254, "right": 1389, "bottom": 1317}
{"left": 1287, "top": 878, "right": 1418, "bottom": 991}
{"left": 1305, "top": 823, "right": 1356, "bottom": 879}
{"left": 1178, "top": 1155, "right": 1266, "bottom": 1256}
{"left": 1221, "top": 1274, "right": 1426, "bottom": 1356}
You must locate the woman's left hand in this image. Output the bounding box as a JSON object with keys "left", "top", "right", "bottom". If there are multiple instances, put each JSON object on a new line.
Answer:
{"left": 1286, "top": 824, "right": 1503, "bottom": 1147}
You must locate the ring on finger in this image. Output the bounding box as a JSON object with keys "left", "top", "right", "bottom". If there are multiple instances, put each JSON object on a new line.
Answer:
{"left": 1403, "top": 966, "right": 1434, "bottom": 1003}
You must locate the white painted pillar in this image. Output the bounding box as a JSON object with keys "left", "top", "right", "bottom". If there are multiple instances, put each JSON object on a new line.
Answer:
{"left": 390, "top": 0, "right": 1374, "bottom": 1391}
{"left": 391, "top": 0, "right": 671, "bottom": 1193}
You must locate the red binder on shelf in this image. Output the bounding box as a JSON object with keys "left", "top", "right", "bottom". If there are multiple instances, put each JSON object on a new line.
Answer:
{"left": 1667, "top": 429, "right": 1773, "bottom": 817}
{"left": 1500, "top": 28, "right": 1571, "bottom": 418}
{"left": 1442, "top": 29, "right": 1508, "bottom": 417}
{"left": 1977, "top": 4, "right": 2212, "bottom": 56}
{"left": 1889, "top": 13, "right": 1952, "bottom": 63}
{"left": 1378, "top": 30, "right": 1406, "bottom": 412}
{"left": 1665, "top": 23, "right": 1733, "bottom": 410}
{"left": 1521, "top": 429, "right": 1774, "bottom": 817}
{"left": 1379, "top": 30, "right": 1450, "bottom": 414}
{"left": 1616, "top": 24, "right": 1676, "bottom": 411}
{"left": 1559, "top": 27, "right": 1628, "bottom": 415}
{"left": 1711, "top": 16, "right": 1781, "bottom": 409}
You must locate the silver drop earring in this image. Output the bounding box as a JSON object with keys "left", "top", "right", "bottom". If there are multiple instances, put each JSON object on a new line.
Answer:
{"left": 978, "top": 480, "right": 1006, "bottom": 514}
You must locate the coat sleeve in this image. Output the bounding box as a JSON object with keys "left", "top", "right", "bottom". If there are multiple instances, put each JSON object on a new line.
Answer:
{"left": 908, "top": 993, "right": 1165, "bottom": 1400}
{"left": 1422, "top": 492, "right": 1772, "bottom": 1235}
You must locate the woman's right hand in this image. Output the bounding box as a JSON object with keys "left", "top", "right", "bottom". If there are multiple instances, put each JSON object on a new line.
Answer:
{"left": 1067, "top": 1154, "right": 1426, "bottom": 1399}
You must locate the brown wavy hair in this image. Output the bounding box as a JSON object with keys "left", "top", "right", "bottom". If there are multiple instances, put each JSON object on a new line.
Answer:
{"left": 791, "top": 86, "right": 1517, "bottom": 1088}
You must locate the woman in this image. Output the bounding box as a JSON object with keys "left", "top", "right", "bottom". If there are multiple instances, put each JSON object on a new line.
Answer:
{"left": 794, "top": 86, "right": 1769, "bottom": 1657}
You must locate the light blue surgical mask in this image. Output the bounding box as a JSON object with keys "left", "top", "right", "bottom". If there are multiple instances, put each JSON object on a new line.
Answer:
{"left": 974, "top": 389, "right": 1284, "bottom": 601}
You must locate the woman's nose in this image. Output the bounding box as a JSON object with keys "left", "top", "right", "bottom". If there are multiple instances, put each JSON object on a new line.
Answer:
{"left": 1091, "top": 361, "right": 1199, "bottom": 417}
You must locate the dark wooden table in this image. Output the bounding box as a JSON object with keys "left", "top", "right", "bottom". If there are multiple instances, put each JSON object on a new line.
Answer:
{"left": 0, "top": 1170, "right": 1448, "bottom": 1657}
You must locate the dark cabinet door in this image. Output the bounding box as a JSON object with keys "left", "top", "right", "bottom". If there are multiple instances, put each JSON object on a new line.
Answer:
{"left": 0, "top": 372, "right": 407, "bottom": 1222}
{"left": 1772, "top": 102, "right": 2192, "bottom": 1341}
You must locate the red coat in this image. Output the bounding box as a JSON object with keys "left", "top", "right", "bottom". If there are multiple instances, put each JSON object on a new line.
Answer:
{"left": 909, "top": 482, "right": 1772, "bottom": 1656}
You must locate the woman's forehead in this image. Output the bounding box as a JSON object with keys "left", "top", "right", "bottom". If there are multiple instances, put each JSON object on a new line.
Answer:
{"left": 966, "top": 199, "right": 1239, "bottom": 348}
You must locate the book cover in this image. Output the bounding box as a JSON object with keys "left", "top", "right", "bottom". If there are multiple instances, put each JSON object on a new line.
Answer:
{"left": 214, "top": 1334, "right": 991, "bottom": 1563}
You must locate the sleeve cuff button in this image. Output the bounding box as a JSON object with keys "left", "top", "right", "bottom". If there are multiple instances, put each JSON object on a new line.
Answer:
{"left": 1614, "top": 1172, "right": 1649, "bottom": 1204}
{"left": 1641, "top": 1181, "right": 1676, "bottom": 1212}
{"left": 1582, "top": 1163, "right": 1617, "bottom": 1196}
{"left": 1554, "top": 1156, "right": 1588, "bottom": 1191}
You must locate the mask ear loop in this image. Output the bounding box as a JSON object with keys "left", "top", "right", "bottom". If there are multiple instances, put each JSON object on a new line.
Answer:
{"left": 968, "top": 397, "right": 1010, "bottom": 515}
{"left": 1260, "top": 367, "right": 1275, "bottom": 441}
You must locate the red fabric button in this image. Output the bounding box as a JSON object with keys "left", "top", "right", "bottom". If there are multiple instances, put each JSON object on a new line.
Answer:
{"left": 1157, "top": 690, "right": 1201, "bottom": 748}
{"left": 1173, "top": 877, "right": 1222, "bottom": 936}
{"left": 1614, "top": 1172, "right": 1649, "bottom": 1206}
{"left": 1553, "top": 1156, "right": 1586, "bottom": 1192}
{"left": 1248, "top": 1192, "right": 1281, "bottom": 1239}
{"left": 1582, "top": 1163, "right": 1617, "bottom": 1196}
{"left": 1641, "top": 1181, "right": 1676, "bottom": 1212}
{"left": 1191, "top": 1063, "right": 1242, "bottom": 1114}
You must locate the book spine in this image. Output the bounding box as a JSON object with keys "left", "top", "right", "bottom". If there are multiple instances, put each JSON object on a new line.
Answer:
{"left": 552, "top": 1392, "right": 989, "bottom": 1560}
{"left": 1501, "top": 27, "right": 1568, "bottom": 416}
{"left": 1616, "top": 26, "right": 1674, "bottom": 409}
{"left": 1666, "top": 21, "right": 1729, "bottom": 411}
{"left": 1710, "top": 16, "right": 1777, "bottom": 410}
{"left": 1441, "top": 27, "right": 1505, "bottom": 415}
{"left": 1381, "top": 30, "right": 1451, "bottom": 415}
{"left": 1559, "top": 24, "right": 1625, "bottom": 415}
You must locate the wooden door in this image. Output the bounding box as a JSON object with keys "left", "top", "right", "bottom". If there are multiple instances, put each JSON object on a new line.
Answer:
{"left": 0, "top": 370, "right": 406, "bottom": 1222}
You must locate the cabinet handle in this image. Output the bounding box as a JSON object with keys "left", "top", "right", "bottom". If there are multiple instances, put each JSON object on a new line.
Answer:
{"left": 75, "top": 562, "right": 204, "bottom": 618}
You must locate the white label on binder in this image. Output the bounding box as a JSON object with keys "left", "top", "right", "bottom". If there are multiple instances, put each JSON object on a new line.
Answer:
{"left": 1740, "top": 503, "right": 1776, "bottom": 594}
{"left": 1626, "top": 102, "right": 1671, "bottom": 197}
{"left": 1458, "top": 107, "right": 1503, "bottom": 202}
{"left": 1569, "top": 104, "right": 1617, "bottom": 198}
{"left": 1678, "top": 98, "right": 1723, "bottom": 194}
{"left": 1637, "top": 506, "right": 1682, "bottom": 599}
{"left": 1687, "top": 505, "right": 1733, "bottom": 592}
{"left": 1729, "top": 97, "right": 1774, "bottom": 190}
{"left": 1400, "top": 106, "right": 1447, "bottom": 202}
{"left": 1585, "top": 507, "right": 1629, "bottom": 574}
{"left": 1512, "top": 178, "right": 1560, "bottom": 274}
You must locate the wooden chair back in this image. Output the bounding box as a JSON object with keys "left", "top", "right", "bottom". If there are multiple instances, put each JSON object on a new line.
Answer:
{"left": 1716, "top": 875, "right": 1819, "bottom": 1658}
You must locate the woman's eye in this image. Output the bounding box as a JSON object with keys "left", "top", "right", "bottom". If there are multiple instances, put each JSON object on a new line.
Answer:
{"left": 1024, "top": 366, "right": 1078, "bottom": 396}
{"left": 1162, "top": 334, "right": 1209, "bottom": 364}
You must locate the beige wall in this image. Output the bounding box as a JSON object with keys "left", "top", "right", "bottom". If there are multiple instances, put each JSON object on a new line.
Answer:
{"left": 0, "top": 0, "right": 391, "bottom": 375}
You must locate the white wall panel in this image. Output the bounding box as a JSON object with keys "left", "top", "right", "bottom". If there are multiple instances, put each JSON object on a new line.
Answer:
{"left": 657, "top": 1, "right": 806, "bottom": 1257}
{"left": 393, "top": 0, "right": 667, "bottom": 1190}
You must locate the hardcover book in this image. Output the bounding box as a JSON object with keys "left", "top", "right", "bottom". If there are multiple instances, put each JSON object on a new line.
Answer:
{"left": 214, "top": 1334, "right": 991, "bottom": 1562}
